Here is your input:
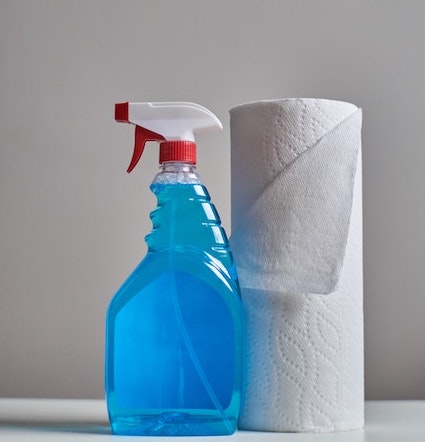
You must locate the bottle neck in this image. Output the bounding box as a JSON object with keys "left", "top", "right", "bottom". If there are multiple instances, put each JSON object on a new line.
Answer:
{"left": 160, "top": 161, "right": 196, "bottom": 173}
{"left": 152, "top": 161, "right": 201, "bottom": 186}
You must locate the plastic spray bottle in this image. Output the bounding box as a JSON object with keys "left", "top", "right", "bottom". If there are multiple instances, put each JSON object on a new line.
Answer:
{"left": 105, "top": 102, "right": 243, "bottom": 436}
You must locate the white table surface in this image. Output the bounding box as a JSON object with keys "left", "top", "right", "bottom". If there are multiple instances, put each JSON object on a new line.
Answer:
{"left": 0, "top": 399, "right": 424, "bottom": 441}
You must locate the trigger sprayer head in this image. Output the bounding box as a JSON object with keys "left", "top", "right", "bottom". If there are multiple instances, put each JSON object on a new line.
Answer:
{"left": 115, "top": 102, "right": 223, "bottom": 173}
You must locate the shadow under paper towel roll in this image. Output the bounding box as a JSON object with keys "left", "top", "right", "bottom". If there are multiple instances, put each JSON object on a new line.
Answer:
{"left": 230, "top": 98, "right": 364, "bottom": 432}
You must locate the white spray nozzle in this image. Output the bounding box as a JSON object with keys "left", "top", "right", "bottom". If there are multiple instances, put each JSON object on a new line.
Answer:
{"left": 115, "top": 102, "right": 223, "bottom": 172}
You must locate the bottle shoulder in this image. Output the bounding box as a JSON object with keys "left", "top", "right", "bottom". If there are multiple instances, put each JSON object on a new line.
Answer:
{"left": 146, "top": 180, "right": 231, "bottom": 253}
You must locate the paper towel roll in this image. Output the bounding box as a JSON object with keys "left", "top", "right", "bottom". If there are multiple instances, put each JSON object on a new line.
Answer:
{"left": 230, "top": 99, "right": 363, "bottom": 432}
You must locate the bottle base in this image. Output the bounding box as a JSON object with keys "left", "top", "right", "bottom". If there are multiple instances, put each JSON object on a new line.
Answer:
{"left": 110, "top": 411, "right": 237, "bottom": 436}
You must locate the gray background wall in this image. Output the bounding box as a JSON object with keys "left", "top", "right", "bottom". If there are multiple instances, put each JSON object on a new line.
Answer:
{"left": 1, "top": 0, "right": 424, "bottom": 400}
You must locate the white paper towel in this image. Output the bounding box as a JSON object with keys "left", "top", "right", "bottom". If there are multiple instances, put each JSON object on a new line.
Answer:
{"left": 230, "top": 98, "right": 364, "bottom": 432}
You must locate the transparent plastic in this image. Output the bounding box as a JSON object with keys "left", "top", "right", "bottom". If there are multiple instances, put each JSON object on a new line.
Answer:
{"left": 105, "top": 162, "right": 243, "bottom": 436}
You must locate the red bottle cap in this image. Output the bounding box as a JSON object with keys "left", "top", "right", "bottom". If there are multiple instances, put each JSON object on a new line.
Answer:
{"left": 159, "top": 141, "right": 197, "bottom": 164}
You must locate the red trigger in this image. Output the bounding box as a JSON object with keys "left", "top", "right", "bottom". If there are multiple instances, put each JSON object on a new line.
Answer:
{"left": 127, "top": 126, "right": 165, "bottom": 173}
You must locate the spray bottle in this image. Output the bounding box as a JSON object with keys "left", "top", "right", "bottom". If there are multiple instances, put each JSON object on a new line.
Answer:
{"left": 105, "top": 102, "right": 243, "bottom": 436}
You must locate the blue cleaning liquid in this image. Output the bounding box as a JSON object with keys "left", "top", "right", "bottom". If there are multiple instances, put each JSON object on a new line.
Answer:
{"left": 106, "top": 176, "right": 243, "bottom": 436}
